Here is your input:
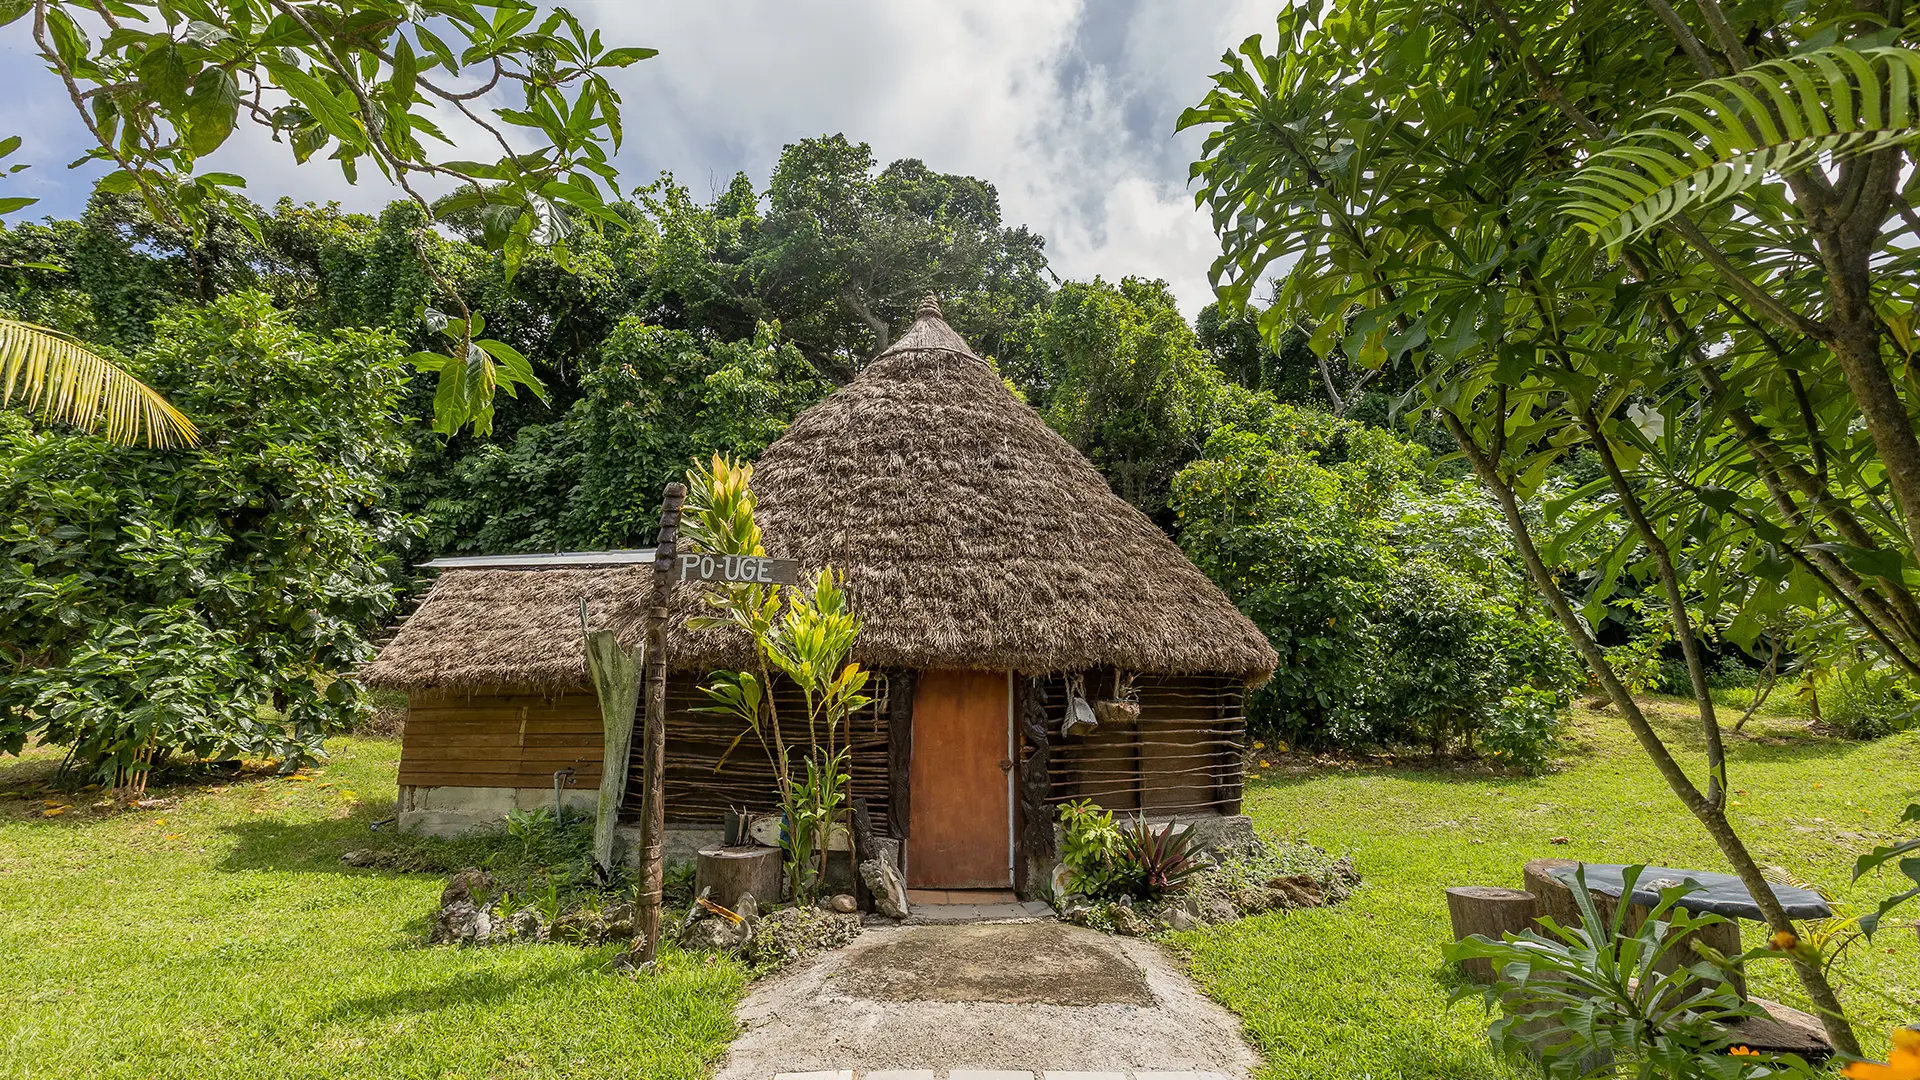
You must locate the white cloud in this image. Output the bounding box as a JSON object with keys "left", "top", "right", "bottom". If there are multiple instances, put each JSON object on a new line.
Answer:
{"left": 0, "top": 1, "right": 1282, "bottom": 315}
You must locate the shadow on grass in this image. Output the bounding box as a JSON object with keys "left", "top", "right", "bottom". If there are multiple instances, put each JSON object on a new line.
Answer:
{"left": 321, "top": 958, "right": 606, "bottom": 1024}
{"left": 214, "top": 801, "right": 427, "bottom": 876}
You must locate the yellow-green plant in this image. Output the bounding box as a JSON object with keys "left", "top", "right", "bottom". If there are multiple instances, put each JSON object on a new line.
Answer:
{"left": 0, "top": 318, "right": 196, "bottom": 447}
{"left": 684, "top": 454, "right": 870, "bottom": 900}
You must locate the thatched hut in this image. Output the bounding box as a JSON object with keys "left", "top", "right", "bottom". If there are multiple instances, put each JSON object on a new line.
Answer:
{"left": 365, "top": 298, "right": 1276, "bottom": 894}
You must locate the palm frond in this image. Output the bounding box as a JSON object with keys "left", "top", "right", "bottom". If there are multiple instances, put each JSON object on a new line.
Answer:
{"left": 1565, "top": 46, "right": 1920, "bottom": 251}
{"left": 0, "top": 318, "right": 197, "bottom": 447}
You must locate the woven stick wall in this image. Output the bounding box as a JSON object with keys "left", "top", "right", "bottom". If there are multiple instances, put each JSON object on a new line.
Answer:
{"left": 624, "top": 673, "right": 892, "bottom": 830}
{"left": 1040, "top": 672, "right": 1245, "bottom": 816}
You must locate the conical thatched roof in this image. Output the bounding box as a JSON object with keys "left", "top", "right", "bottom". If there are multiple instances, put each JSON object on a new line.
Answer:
{"left": 635, "top": 298, "right": 1277, "bottom": 680}
{"left": 361, "top": 567, "right": 647, "bottom": 693}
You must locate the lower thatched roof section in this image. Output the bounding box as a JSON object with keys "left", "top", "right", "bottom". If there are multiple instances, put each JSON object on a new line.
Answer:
{"left": 361, "top": 567, "right": 647, "bottom": 693}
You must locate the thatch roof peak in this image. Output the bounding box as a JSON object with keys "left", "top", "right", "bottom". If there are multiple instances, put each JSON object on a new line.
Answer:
{"left": 880, "top": 294, "right": 979, "bottom": 362}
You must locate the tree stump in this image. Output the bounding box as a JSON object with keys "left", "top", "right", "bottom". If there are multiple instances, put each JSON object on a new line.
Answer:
{"left": 1524, "top": 858, "right": 1747, "bottom": 998}
{"left": 1445, "top": 886, "right": 1538, "bottom": 983}
{"left": 1524, "top": 857, "right": 1614, "bottom": 932}
{"left": 694, "top": 846, "right": 782, "bottom": 913}
{"left": 1622, "top": 901, "right": 1748, "bottom": 1000}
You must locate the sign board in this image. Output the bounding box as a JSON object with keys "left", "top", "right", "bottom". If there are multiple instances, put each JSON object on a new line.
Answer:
{"left": 676, "top": 552, "right": 801, "bottom": 585}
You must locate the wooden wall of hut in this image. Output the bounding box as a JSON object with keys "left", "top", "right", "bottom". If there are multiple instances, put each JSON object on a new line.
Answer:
{"left": 623, "top": 673, "right": 894, "bottom": 830}
{"left": 1038, "top": 672, "right": 1245, "bottom": 816}
{"left": 398, "top": 691, "right": 605, "bottom": 790}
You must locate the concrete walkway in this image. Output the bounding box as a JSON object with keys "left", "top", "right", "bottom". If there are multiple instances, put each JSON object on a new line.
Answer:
{"left": 714, "top": 923, "right": 1259, "bottom": 1080}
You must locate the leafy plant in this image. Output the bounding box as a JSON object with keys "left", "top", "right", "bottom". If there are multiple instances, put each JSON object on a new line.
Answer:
{"left": 1058, "top": 799, "right": 1130, "bottom": 899}
{"left": 505, "top": 806, "right": 557, "bottom": 856}
{"left": 1447, "top": 866, "right": 1798, "bottom": 1080}
{"left": 1118, "top": 818, "right": 1205, "bottom": 898}
{"left": 5, "top": 0, "right": 656, "bottom": 435}
{"left": 1853, "top": 804, "right": 1920, "bottom": 938}
{"left": 684, "top": 454, "right": 869, "bottom": 903}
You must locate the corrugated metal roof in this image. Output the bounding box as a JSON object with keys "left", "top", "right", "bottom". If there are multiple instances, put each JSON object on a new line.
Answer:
{"left": 418, "top": 549, "right": 657, "bottom": 570}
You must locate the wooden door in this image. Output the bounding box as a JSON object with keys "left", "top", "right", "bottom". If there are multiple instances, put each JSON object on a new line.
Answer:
{"left": 907, "top": 669, "right": 1011, "bottom": 889}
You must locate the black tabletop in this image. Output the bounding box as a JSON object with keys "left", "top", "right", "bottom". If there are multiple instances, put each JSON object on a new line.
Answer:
{"left": 1547, "top": 863, "right": 1833, "bottom": 921}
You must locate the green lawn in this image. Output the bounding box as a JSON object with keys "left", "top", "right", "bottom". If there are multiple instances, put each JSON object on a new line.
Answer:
{"left": 2, "top": 705, "right": 1913, "bottom": 1080}
{"left": 1183, "top": 699, "right": 1920, "bottom": 1080}
{"left": 0, "top": 737, "right": 743, "bottom": 1080}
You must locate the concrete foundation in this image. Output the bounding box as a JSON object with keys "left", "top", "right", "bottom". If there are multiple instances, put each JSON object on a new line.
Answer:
{"left": 396, "top": 783, "right": 598, "bottom": 837}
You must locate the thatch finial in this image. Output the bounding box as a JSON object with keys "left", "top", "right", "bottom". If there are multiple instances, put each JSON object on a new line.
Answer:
{"left": 916, "top": 294, "right": 942, "bottom": 320}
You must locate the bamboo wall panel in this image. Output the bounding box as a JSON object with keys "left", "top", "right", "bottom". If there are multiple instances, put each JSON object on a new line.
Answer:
{"left": 622, "top": 673, "right": 893, "bottom": 830}
{"left": 1041, "top": 673, "right": 1245, "bottom": 815}
{"left": 400, "top": 691, "right": 605, "bottom": 791}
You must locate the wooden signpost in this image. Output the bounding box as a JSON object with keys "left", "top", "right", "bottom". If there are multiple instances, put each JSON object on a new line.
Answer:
{"left": 675, "top": 552, "right": 799, "bottom": 585}
{"left": 635, "top": 482, "right": 686, "bottom": 965}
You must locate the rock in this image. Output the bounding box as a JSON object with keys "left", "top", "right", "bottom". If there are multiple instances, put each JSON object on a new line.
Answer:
{"left": 1114, "top": 893, "right": 1133, "bottom": 909}
{"left": 551, "top": 909, "right": 606, "bottom": 944}
{"left": 825, "top": 893, "right": 858, "bottom": 914}
{"left": 746, "top": 906, "right": 862, "bottom": 969}
{"left": 339, "top": 849, "right": 379, "bottom": 868}
{"left": 1058, "top": 894, "right": 1095, "bottom": 922}
{"left": 735, "top": 892, "right": 760, "bottom": 934}
{"left": 1050, "top": 862, "right": 1075, "bottom": 898}
{"left": 860, "top": 857, "right": 910, "bottom": 919}
{"left": 1269, "top": 874, "right": 1326, "bottom": 908}
{"left": 1166, "top": 903, "right": 1203, "bottom": 932}
{"left": 1109, "top": 905, "right": 1151, "bottom": 937}
{"left": 1181, "top": 814, "right": 1267, "bottom": 862}
{"left": 504, "top": 908, "right": 548, "bottom": 942}
{"left": 433, "top": 900, "right": 493, "bottom": 945}
{"left": 680, "top": 915, "right": 749, "bottom": 952}
{"left": 601, "top": 901, "right": 635, "bottom": 938}
{"left": 441, "top": 868, "right": 496, "bottom": 909}
{"left": 1194, "top": 893, "right": 1238, "bottom": 924}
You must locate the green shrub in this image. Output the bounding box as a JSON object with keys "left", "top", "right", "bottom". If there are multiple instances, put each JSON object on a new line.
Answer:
{"left": 1814, "top": 667, "right": 1917, "bottom": 740}
{"left": 0, "top": 293, "right": 415, "bottom": 781}
{"left": 1173, "top": 408, "right": 1579, "bottom": 761}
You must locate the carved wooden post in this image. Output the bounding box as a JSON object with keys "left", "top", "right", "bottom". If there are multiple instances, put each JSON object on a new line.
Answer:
{"left": 1017, "top": 674, "right": 1054, "bottom": 898}
{"left": 887, "top": 670, "right": 915, "bottom": 841}
{"left": 636, "top": 482, "right": 685, "bottom": 963}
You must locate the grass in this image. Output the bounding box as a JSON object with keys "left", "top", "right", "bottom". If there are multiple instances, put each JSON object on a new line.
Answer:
{"left": 1180, "top": 698, "right": 1920, "bottom": 1080}
{"left": 0, "top": 736, "right": 744, "bottom": 1080}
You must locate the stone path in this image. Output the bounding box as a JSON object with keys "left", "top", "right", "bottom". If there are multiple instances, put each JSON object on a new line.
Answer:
{"left": 714, "top": 922, "right": 1259, "bottom": 1080}
{"left": 768, "top": 1060, "right": 1228, "bottom": 1068}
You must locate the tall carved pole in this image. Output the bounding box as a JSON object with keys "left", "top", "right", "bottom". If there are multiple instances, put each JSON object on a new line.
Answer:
{"left": 637, "top": 482, "right": 686, "bottom": 963}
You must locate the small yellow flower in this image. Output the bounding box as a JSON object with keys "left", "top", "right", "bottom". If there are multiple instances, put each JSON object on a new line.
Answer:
{"left": 1768, "top": 930, "right": 1798, "bottom": 951}
{"left": 1253, "top": 741, "right": 1266, "bottom": 750}
{"left": 1729, "top": 1046, "right": 1758, "bottom": 1056}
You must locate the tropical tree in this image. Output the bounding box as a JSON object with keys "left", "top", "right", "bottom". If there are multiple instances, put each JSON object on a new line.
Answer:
{"left": 1180, "top": 0, "right": 1920, "bottom": 1057}
{"left": 4, "top": 0, "right": 656, "bottom": 434}
{"left": 1, "top": 317, "right": 196, "bottom": 446}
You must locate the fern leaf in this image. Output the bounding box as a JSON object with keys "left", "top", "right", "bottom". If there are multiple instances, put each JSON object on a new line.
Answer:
{"left": 1566, "top": 46, "right": 1920, "bottom": 249}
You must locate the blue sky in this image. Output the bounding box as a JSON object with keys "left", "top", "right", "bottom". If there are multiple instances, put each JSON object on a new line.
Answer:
{"left": 0, "top": 1, "right": 1278, "bottom": 314}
